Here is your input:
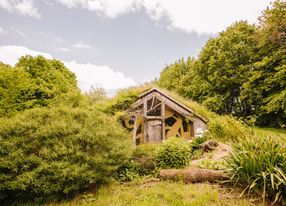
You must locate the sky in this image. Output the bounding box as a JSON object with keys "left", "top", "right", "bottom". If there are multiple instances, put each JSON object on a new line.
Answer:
{"left": 0, "top": 0, "right": 273, "bottom": 94}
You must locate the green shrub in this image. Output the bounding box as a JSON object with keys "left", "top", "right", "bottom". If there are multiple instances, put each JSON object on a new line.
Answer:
{"left": 0, "top": 106, "right": 132, "bottom": 203}
{"left": 225, "top": 136, "right": 286, "bottom": 205}
{"left": 116, "top": 160, "right": 141, "bottom": 182}
{"left": 132, "top": 144, "right": 158, "bottom": 176}
{"left": 116, "top": 144, "right": 158, "bottom": 181}
{"left": 198, "top": 159, "right": 227, "bottom": 170}
{"left": 190, "top": 137, "right": 207, "bottom": 151}
{"left": 206, "top": 115, "right": 248, "bottom": 142}
{"left": 156, "top": 137, "right": 192, "bottom": 169}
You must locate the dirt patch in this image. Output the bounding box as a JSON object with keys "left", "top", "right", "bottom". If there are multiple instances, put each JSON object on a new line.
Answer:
{"left": 212, "top": 143, "right": 232, "bottom": 160}
{"left": 191, "top": 142, "right": 232, "bottom": 167}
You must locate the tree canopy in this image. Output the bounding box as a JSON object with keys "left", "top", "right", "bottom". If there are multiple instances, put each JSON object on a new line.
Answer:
{"left": 158, "top": 0, "right": 286, "bottom": 127}
{"left": 0, "top": 55, "right": 80, "bottom": 117}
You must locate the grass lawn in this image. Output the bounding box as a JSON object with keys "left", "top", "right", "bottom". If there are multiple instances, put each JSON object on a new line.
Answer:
{"left": 251, "top": 127, "right": 286, "bottom": 138}
{"left": 49, "top": 180, "right": 261, "bottom": 206}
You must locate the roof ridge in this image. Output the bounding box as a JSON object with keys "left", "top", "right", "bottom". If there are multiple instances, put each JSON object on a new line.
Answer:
{"left": 138, "top": 87, "right": 207, "bottom": 123}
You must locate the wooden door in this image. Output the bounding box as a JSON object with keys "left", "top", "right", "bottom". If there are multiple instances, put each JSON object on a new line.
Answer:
{"left": 146, "top": 119, "right": 162, "bottom": 143}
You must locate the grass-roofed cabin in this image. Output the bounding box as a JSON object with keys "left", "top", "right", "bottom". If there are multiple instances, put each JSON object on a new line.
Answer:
{"left": 123, "top": 88, "right": 207, "bottom": 145}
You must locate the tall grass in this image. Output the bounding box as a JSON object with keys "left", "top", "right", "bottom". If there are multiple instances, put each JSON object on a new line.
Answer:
{"left": 225, "top": 136, "right": 286, "bottom": 205}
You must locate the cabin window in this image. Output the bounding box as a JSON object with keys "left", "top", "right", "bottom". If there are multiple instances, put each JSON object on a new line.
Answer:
{"left": 182, "top": 119, "right": 188, "bottom": 132}
{"left": 129, "top": 115, "right": 135, "bottom": 125}
{"left": 131, "top": 104, "right": 143, "bottom": 114}
{"left": 147, "top": 97, "right": 162, "bottom": 116}
{"left": 165, "top": 116, "right": 176, "bottom": 126}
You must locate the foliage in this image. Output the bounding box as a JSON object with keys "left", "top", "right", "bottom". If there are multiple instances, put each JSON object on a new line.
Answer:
{"left": 195, "top": 21, "right": 257, "bottom": 116}
{"left": 240, "top": 0, "right": 286, "bottom": 127}
{"left": 225, "top": 136, "right": 286, "bottom": 205}
{"left": 84, "top": 86, "right": 107, "bottom": 104}
{"left": 158, "top": 57, "right": 194, "bottom": 94}
{"left": 161, "top": 21, "right": 257, "bottom": 117}
{"left": 157, "top": 0, "right": 286, "bottom": 128}
{"left": 0, "top": 63, "right": 36, "bottom": 116}
{"left": 95, "top": 85, "right": 151, "bottom": 115}
{"left": 190, "top": 136, "right": 207, "bottom": 151}
{"left": 116, "top": 160, "right": 141, "bottom": 182}
{"left": 116, "top": 144, "right": 159, "bottom": 181}
{"left": 198, "top": 159, "right": 227, "bottom": 170}
{"left": 206, "top": 115, "right": 248, "bottom": 142}
{"left": 0, "top": 56, "right": 80, "bottom": 117}
{"left": 16, "top": 55, "right": 79, "bottom": 104}
{"left": 132, "top": 144, "right": 158, "bottom": 176}
{"left": 156, "top": 137, "right": 192, "bottom": 169}
{"left": 0, "top": 106, "right": 132, "bottom": 203}
{"left": 59, "top": 181, "right": 259, "bottom": 206}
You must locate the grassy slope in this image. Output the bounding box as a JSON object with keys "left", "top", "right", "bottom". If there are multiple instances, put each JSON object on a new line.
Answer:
{"left": 251, "top": 127, "right": 286, "bottom": 138}
{"left": 49, "top": 180, "right": 261, "bottom": 206}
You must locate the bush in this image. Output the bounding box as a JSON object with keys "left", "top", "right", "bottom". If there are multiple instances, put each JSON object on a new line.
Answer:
{"left": 206, "top": 115, "right": 248, "bottom": 142}
{"left": 156, "top": 137, "right": 192, "bottom": 169}
{"left": 225, "top": 136, "right": 286, "bottom": 205}
{"left": 116, "top": 144, "right": 158, "bottom": 181}
{"left": 116, "top": 160, "right": 141, "bottom": 182}
{"left": 132, "top": 144, "right": 158, "bottom": 176}
{"left": 0, "top": 106, "right": 132, "bottom": 203}
{"left": 0, "top": 56, "right": 80, "bottom": 117}
{"left": 190, "top": 136, "right": 207, "bottom": 152}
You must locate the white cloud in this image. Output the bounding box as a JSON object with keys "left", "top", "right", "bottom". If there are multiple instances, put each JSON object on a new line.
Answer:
{"left": 72, "top": 41, "right": 91, "bottom": 49}
{"left": 0, "top": 0, "right": 273, "bottom": 33}
{"left": 0, "top": 45, "right": 52, "bottom": 65}
{"left": 56, "top": 47, "right": 71, "bottom": 52}
{"left": 144, "top": 0, "right": 272, "bottom": 33}
{"left": 55, "top": 0, "right": 138, "bottom": 17}
{"left": 0, "top": 0, "right": 41, "bottom": 18}
{"left": 64, "top": 61, "right": 136, "bottom": 91}
{"left": 53, "top": 0, "right": 272, "bottom": 33}
{"left": 0, "top": 45, "right": 136, "bottom": 92}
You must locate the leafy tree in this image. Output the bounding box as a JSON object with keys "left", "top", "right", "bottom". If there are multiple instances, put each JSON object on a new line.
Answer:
{"left": 188, "top": 21, "right": 257, "bottom": 116}
{"left": 0, "top": 56, "right": 81, "bottom": 116}
{"left": 158, "top": 1, "right": 285, "bottom": 128}
{"left": 158, "top": 58, "right": 194, "bottom": 94}
{"left": 180, "top": 60, "right": 211, "bottom": 103}
{"left": 241, "top": 0, "right": 286, "bottom": 127}
{"left": 16, "top": 55, "right": 78, "bottom": 106}
{"left": 0, "top": 63, "right": 36, "bottom": 116}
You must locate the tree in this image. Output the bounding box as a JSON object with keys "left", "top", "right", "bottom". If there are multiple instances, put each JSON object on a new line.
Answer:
{"left": 158, "top": 58, "right": 193, "bottom": 94}
{"left": 0, "top": 63, "right": 35, "bottom": 116}
{"left": 191, "top": 21, "right": 257, "bottom": 116}
{"left": 0, "top": 56, "right": 81, "bottom": 117}
{"left": 158, "top": 1, "right": 285, "bottom": 128}
{"left": 16, "top": 55, "right": 78, "bottom": 106}
{"left": 241, "top": 0, "right": 286, "bottom": 127}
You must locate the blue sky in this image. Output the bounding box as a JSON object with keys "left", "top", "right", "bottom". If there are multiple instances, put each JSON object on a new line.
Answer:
{"left": 0, "top": 0, "right": 272, "bottom": 93}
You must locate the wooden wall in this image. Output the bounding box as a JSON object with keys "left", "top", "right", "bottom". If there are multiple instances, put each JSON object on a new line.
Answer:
{"left": 123, "top": 91, "right": 207, "bottom": 144}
